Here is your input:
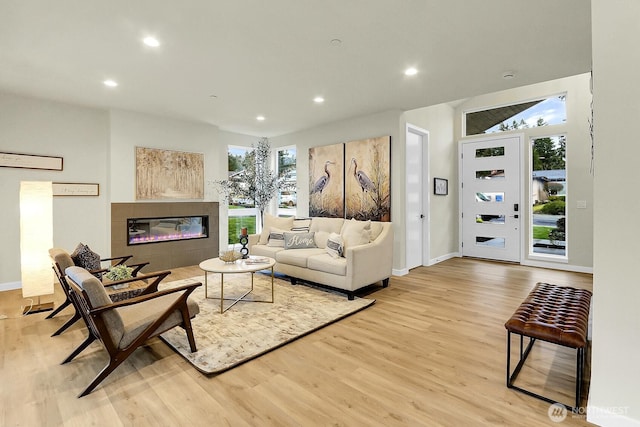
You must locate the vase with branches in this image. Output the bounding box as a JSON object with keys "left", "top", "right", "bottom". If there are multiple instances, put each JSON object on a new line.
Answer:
{"left": 214, "top": 137, "right": 292, "bottom": 229}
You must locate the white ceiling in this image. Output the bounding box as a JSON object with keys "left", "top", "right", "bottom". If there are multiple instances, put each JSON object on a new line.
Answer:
{"left": 0, "top": 1, "right": 592, "bottom": 137}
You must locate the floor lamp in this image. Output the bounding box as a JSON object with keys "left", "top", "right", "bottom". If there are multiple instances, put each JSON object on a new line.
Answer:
{"left": 20, "top": 181, "right": 54, "bottom": 315}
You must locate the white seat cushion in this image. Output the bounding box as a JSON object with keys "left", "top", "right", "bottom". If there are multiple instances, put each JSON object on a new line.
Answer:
{"left": 276, "top": 248, "right": 325, "bottom": 268}
{"left": 250, "top": 244, "right": 284, "bottom": 258}
{"left": 307, "top": 253, "right": 347, "bottom": 276}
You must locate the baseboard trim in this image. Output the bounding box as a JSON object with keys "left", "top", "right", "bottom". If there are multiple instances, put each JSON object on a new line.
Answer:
{"left": 0, "top": 281, "right": 21, "bottom": 292}
{"left": 586, "top": 405, "right": 640, "bottom": 427}
{"left": 392, "top": 268, "right": 409, "bottom": 276}
{"left": 428, "top": 252, "right": 460, "bottom": 266}
{"left": 521, "top": 259, "right": 593, "bottom": 274}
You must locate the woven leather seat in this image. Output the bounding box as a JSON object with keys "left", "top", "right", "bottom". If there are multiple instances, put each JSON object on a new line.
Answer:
{"left": 505, "top": 283, "right": 591, "bottom": 348}
{"left": 505, "top": 282, "right": 592, "bottom": 410}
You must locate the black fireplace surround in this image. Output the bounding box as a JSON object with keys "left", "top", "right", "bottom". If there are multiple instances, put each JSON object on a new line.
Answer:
{"left": 127, "top": 215, "right": 208, "bottom": 245}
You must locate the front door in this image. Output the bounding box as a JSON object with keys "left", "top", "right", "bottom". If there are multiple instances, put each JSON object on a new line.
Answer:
{"left": 461, "top": 135, "right": 522, "bottom": 262}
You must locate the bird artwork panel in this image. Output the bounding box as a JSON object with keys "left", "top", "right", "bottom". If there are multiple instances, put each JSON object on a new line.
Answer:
{"left": 309, "top": 143, "right": 344, "bottom": 218}
{"left": 345, "top": 136, "right": 391, "bottom": 221}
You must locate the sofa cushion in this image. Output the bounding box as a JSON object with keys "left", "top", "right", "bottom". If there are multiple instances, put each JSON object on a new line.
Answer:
{"left": 266, "top": 227, "right": 287, "bottom": 247}
{"left": 341, "top": 219, "right": 371, "bottom": 249}
{"left": 259, "top": 213, "right": 294, "bottom": 244}
{"left": 310, "top": 217, "right": 344, "bottom": 248}
{"left": 250, "top": 244, "right": 284, "bottom": 258}
{"left": 284, "top": 231, "right": 317, "bottom": 249}
{"left": 325, "top": 232, "right": 344, "bottom": 259}
{"left": 276, "top": 248, "right": 325, "bottom": 268}
{"left": 307, "top": 253, "right": 347, "bottom": 276}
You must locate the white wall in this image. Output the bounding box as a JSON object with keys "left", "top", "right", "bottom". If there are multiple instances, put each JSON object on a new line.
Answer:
{"left": 402, "top": 103, "right": 458, "bottom": 264}
{"left": 0, "top": 94, "right": 242, "bottom": 290}
{"left": 108, "top": 109, "right": 224, "bottom": 202}
{"left": 453, "top": 74, "right": 594, "bottom": 271}
{"left": 590, "top": 1, "right": 640, "bottom": 425}
{"left": 0, "top": 93, "right": 109, "bottom": 288}
{"left": 271, "top": 110, "right": 404, "bottom": 271}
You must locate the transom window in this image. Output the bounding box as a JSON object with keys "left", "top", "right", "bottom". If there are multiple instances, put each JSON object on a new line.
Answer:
{"left": 465, "top": 95, "right": 566, "bottom": 136}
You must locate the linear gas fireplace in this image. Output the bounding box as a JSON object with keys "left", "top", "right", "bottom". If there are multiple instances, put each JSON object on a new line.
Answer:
{"left": 127, "top": 215, "right": 209, "bottom": 245}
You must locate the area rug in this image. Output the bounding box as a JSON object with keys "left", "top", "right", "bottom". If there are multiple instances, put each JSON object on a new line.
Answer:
{"left": 159, "top": 273, "right": 375, "bottom": 374}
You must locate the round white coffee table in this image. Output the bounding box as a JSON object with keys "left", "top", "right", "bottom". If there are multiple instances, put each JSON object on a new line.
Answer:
{"left": 199, "top": 256, "right": 276, "bottom": 313}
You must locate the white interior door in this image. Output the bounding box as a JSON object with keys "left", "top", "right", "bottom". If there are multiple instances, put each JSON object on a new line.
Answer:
{"left": 460, "top": 135, "right": 522, "bottom": 262}
{"left": 406, "top": 125, "right": 428, "bottom": 269}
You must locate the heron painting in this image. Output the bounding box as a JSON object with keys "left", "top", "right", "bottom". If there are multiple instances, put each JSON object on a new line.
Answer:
{"left": 309, "top": 143, "right": 344, "bottom": 218}
{"left": 345, "top": 136, "right": 391, "bottom": 221}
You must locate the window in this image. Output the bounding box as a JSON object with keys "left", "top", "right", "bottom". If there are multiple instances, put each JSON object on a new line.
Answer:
{"left": 277, "top": 147, "right": 297, "bottom": 217}
{"left": 227, "top": 146, "right": 257, "bottom": 244}
{"left": 465, "top": 95, "right": 566, "bottom": 136}
{"left": 531, "top": 135, "right": 566, "bottom": 258}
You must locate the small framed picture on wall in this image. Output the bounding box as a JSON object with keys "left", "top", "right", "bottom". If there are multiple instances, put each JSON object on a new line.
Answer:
{"left": 434, "top": 178, "right": 448, "bottom": 195}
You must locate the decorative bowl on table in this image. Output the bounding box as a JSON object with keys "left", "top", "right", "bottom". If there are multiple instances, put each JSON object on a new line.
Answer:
{"left": 219, "top": 250, "right": 243, "bottom": 263}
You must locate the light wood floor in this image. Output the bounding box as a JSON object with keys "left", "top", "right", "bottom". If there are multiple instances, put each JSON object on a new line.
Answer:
{"left": 0, "top": 258, "right": 595, "bottom": 426}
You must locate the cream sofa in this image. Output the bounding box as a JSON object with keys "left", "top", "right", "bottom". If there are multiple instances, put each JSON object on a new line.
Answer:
{"left": 248, "top": 215, "right": 393, "bottom": 299}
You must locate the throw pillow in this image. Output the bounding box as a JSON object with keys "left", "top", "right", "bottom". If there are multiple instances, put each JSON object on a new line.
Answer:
{"left": 340, "top": 219, "right": 371, "bottom": 249}
{"left": 292, "top": 218, "right": 312, "bottom": 232}
{"left": 70, "top": 243, "right": 102, "bottom": 274}
{"left": 310, "top": 217, "right": 344, "bottom": 249}
{"left": 369, "top": 221, "right": 384, "bottom": 242}
{"left": 325, "top": 232, "right": 344, "bottom": 259}
{"left": 284, "top": 231, "right": 317, "bottom": 249}
{"left": 266, "top": 228, "right": 287, "bottom": 247}
{"left": 259, "top": 213, "right": 294, "bottom": 245}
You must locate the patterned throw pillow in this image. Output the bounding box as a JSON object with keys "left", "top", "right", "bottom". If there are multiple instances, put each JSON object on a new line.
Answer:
{"left": 325, "top": 233, "right": 344, "bottom": 259}
{"left": 284, "top": 232, "right": 317, "bottom": 249}
{"left": 291, "top": 218, "right": 312, "bottom": 232}
{"left": 70, "top": 243, "right": 102, "bottom": 274}
{"left": 266, "top": 228, "right": 287, "bottom": 247}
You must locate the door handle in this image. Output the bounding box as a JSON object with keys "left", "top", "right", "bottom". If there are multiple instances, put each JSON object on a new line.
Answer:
{"left": 509, "top": 214, "right": 519, "bottom": 219}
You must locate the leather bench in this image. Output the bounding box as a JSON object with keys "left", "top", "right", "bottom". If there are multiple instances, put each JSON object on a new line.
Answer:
{"left": 505, "top": 282, "right": 592, "bottom": 410}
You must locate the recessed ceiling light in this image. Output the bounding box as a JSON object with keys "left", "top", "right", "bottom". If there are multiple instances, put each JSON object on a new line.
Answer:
{"left": 256, "top": 115, "right": 265, "bottom": 121}
{"left": 313, "top": 96, "right": 325, "bottom": 104}
{"left": 103, "top": 79, "right": 118, "bottom": 87}
{"left": 404, "top": 67, "right": 418, "bottom": 76}
{"left": 143, "top": 36, "right": 160, "bottom": 47}
{"left": 502, "top": 71, "right": 516, "bottom": 79}
{"left": 330, "top": 38, "right": 342, "bottom": 46}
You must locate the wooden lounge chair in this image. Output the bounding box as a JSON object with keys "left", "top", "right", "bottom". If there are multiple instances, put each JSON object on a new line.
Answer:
{"left": 63, "top": 266, "right": 201, "bottom": 397}
{"left": 47, "top": 248, "right": 149, "bottom": 336}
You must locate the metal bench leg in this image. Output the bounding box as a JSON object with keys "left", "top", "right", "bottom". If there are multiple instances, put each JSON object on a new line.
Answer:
{"left": 506, "top": 331, "right": 586, "bottom": 411}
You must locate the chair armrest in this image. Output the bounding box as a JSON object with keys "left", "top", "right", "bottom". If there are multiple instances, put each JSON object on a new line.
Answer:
{"left": 129, "top": 261, "right": 150, "bottom": 276}
{"left": 90, "top": 282, "right": 201, "bottom": 315}
{"left": 102, "top": 270, "right": 171, "bottom": 295}
{"left": 100, "top": 255, "right": 133, "bottom": 266}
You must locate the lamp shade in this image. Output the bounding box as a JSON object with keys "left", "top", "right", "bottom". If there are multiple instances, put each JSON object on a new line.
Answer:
{"left": 20, "top": 181, "right": 54, "bottom": 299}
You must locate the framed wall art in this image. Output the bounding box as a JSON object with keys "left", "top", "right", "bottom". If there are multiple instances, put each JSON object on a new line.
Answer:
{"left": 309, "top": 143, "right": 344, "bottom": 218}
{"left": 0, "top": 151, "right": 63, "bottom": 171}
{"left": 434, "top": 177, "right": 448, "bottom": 195}
{"left": 135, "top": 147, "right": 204, "bottom": 200}
{"left": 345, "top": 135, "right": 391, "bottom": 221}
{"left": 52, "top": 182, "right": 99, "bottom": 196}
